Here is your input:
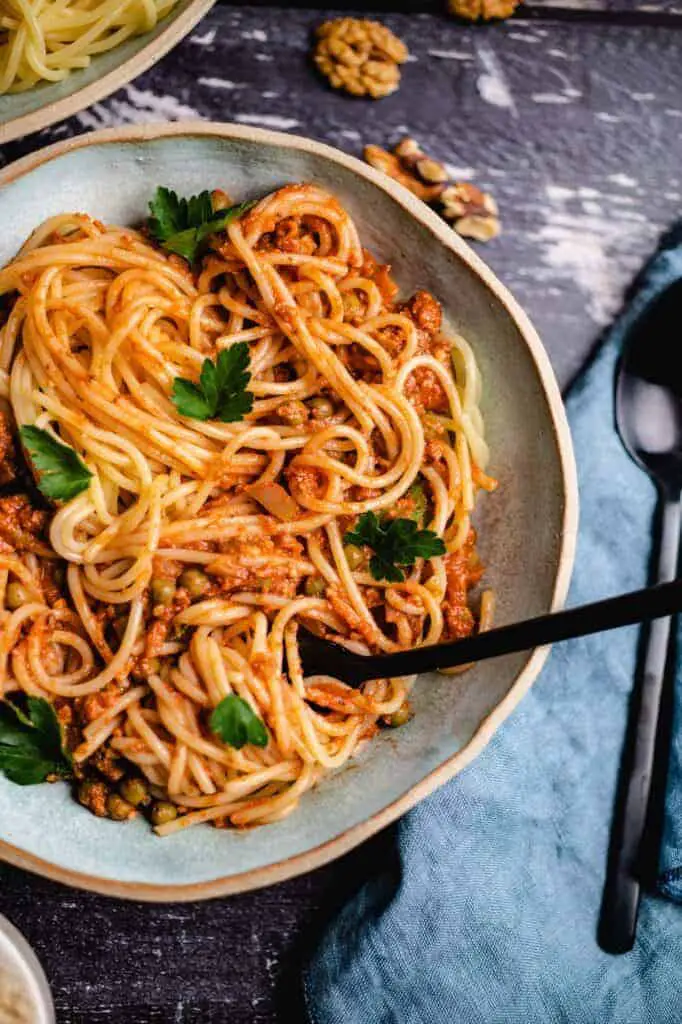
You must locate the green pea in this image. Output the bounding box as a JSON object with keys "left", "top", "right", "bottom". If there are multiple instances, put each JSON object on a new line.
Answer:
{"left": 179, "top": 568, "right": 209, "bottom": 600}
{"left": 343, "top": 544, "right": 364, "bottom": 571}
{"left": 119, "top": 776, "right": 150, "bottom": 808}
{"left": 309, "top": 396, "right": 334, "bottom": 419}
{"left": 5, "top": 582, "right": 29, "bottom": 610}
{"left": 107, "top": 793, "right": 135, "bottom": 821}
{"left": 388, "top": 703, "right": 413, "bottom": 728}
{"left": 151, "top": 801, "right": 178, "bottom": 827}
{"left": 278, "top": 400, "right": 307, "bottom": 426}
{"left": 151, "top": 577, "right": 175, "bottom": 606}
{"left": 305, "top": 576, "right": 326, "bottom": 597}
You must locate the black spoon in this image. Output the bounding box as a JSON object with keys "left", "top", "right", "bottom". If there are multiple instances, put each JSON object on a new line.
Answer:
{"left": 297, "top": 577, "right": 682, "bottom": 686}
{"left": 599, "top": 279, "right": 682, "bottom": 953}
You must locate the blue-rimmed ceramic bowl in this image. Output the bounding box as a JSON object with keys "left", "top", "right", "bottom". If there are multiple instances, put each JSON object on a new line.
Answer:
{"left": 0, "top": 123, "right": 577, "bottom": 900}
{"left": 0, "top": 1, "right": 215, "bottom": 145}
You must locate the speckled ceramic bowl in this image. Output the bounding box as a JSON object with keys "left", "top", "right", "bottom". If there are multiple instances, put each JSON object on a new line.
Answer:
{"left": 0, "top": 124, "right": 578, "bottom": 901}
{"left": 0, "top": 1, "right": 215, "bottom": 145}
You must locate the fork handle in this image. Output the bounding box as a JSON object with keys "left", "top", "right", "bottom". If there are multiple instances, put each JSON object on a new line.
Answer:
{"left": 598, "top": 493, "right": 682, "bottom": 954}
{"left": 354, "top": 573, "right": 682, "bottom": 682}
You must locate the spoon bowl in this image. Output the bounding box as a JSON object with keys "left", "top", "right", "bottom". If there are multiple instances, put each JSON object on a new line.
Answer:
{"left": 616, "top": 278, "right": 682, "bottom": 492}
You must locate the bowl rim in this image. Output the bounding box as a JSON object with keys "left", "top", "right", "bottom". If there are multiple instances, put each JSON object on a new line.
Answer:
{"left": 0, "top": 0, "right": 216, "bottom": 145}
{"left": 0, "top": 121, "right": 579, "bottom": 901}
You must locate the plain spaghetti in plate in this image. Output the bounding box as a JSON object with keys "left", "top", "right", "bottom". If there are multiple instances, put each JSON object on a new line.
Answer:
{"left": 0, "top": 0, "right": 214, "bottom": 143}
{"left": 0, "top": 0, "right": 178, "bottom": 95}
{"left": 0, "top": 181, "right": 497, "bottom": 835}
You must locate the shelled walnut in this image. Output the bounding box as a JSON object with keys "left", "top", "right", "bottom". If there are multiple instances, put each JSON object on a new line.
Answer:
{"left": 364, "top": 143, "right": 446, "bottom": 203}
{"left": 440, "top": 183, "right": 500, "bottom": 241}
{"left": 364, "top": 138, "right": 500, "bottom": 242}
{"left": 448, "top": 0, "right": 521, "bottom": 20}
{"left": 313, "top": 18, "right": 408, "bottom": 99}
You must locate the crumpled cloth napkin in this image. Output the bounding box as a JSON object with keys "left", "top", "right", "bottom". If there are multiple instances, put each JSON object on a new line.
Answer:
{"left": 304, "top": 225, "right": 682, "bottom": 1024}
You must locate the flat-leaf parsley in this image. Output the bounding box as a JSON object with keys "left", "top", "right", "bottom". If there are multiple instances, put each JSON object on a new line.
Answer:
{"left": 148, "top": 187, "right": 256, "bottom": 264}
{"left": 344, "top": 511, "right": 446, "bottom": 583}
{"left": 210, "top": 695, "right": 268, "bottom": 750}
{"left": 0, "top": 697, "right": 72, "bottom": 786}
{"left": 171, "top": 344, "right": 254, "bottom": 422}
{"left": 19, "top": 425, "right": 92, "bottom": 502}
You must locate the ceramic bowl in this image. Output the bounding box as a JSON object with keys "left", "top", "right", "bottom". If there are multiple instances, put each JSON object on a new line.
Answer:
{"left": 0, "top": 0, "right": 215, "bottom": 145}
{"left": 0, "top": 916, "right": 55, "bottom": 1023}
{"left": 0, "top": 123, "right": 578, "bottom": 900}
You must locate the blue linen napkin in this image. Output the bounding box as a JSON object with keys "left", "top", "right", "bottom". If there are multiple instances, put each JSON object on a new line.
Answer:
{"left": 304, "top": 226, "right": 682, "bottom": 1024}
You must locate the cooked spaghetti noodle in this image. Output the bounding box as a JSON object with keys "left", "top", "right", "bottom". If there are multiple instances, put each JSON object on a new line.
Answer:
{"left": 0, "top": 0, "right": 177, "bottom": 95}
{"left": 0, "top": 184, "right": 496, "bottom": 834}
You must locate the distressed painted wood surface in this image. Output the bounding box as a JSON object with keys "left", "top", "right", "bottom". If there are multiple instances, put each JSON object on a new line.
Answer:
{"left": 0, "top": 5, "right": 681, "bottom": 1022}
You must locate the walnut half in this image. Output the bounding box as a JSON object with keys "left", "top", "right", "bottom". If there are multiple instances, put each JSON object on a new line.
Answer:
{"left": 363, "top": 138, "right": 501, "bottom": 242}
{"left": 314, "top": 18, "right": 408, "bottom": 99}
{"left": 448, "top": 0, "right": 521, "bottom": 20}
{"left": 440, "top": 183, "right": 501, "bottom": 241}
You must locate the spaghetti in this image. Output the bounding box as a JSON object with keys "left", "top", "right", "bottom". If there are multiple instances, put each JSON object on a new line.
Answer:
{"left": 0, "top": 0, "right": 177, "bottom": 95}
{"left": 0, "top": 183, "right": 496, "bottom": 834}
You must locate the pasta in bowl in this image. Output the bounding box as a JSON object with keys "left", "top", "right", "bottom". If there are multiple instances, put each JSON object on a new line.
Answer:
{"left": 0, "top": 125, "right": 576, "bottom": 898}
{"left": 1, "top": 182, "right": 496, "bottom": 833}
{"left": 0, "top": 0, "right": 214, "bottom": 143}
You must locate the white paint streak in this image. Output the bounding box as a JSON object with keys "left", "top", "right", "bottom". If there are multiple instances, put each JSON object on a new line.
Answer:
{"left": 532, "top": 93, "right": 573, "bottom": 105}
{"left": 665, "top": 109, "right": 682, "bottom": 118}
{"left": 235, "top": 113, "right": 300, "bottom": 130}
{"left": 607, "top": 173, "right": 637, "bottom": 188}
{"left": 255, "top": 53, "right": 273, "bottom": 62}
{"left": 534, "top": 183, "right": 655, "bottom": 325}
{"left": 632, "top": 92, "right": 655, "bottom": 101}
{"left": 476, "top": 44, "right": 516, "bottom": 113}
{"left": 76, "top": 85, "right": 201, "bottom": 129}
{"left": 428, "top": 49, "right": 473, "bottom": 61}
{"left": 507, "top": 32, "right": 540, "bottom": 43}
{"left": 242, "top": 29, "right": 267, "bottom": 41}
{"left": 595, "top": 112, "right": 623, "bottom": 123}
{"left": 198, "top": 78, "right": 244, "bottom": 90}
{"left": 340, "top": 129, "right": 361, "bottom": 140}
{"left": 191, "top": 28, "right": 215, "bottom": 46}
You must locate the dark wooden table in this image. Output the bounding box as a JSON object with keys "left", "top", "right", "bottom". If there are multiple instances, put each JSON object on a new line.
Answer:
{"left": 1, "top": 2, "right": 681, "bottom": 1021}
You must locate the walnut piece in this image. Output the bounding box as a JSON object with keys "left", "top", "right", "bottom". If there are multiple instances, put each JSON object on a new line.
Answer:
{"left": 448, "top": 0, "right": 521, "bottom": 20}
{"left": 364, "top": 143, "right": 446, "bottom": 202}
{"left": 314, "top": 18, "right": 408, "bottom": 99}
{"left": 440, "top": 183, "right": 501, "bottom": 241}
{"left": 363, "top": 137, "right": 501, "bottom": 242}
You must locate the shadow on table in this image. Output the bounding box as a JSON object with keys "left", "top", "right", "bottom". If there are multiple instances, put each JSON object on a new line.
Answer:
{"left": 273, "top": 827, "right": 397, "bottom": 1024}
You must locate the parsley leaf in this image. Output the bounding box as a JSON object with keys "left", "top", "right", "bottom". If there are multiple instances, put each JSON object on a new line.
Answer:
{"left": 148, "top": 187, "right": 257, "bottom": 263}
{"left": 209, "top": 695, "right": 268, "bottom": 750}
{"left": 19, "top": 425, "right": 92, "bottom": 502}
{"left": 0, "top": 697, "right": 72, "bottom": 786}
{"left": 171, "top": 344, "right": 254, "bottom": 422}
{"left": 344, "top": 511, "right": 446, "bottom": 583}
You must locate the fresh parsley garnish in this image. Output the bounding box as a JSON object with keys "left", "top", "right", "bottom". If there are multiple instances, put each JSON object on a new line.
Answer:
{"left": 148, "top": 187, "right": 256, "bottom": 263}
{"left": 0, "top": 697, "right": 72, "bottom": 786}
{"left": 171, "top": 344, "right": 254, "bottom": 422}
{"left": 19, "top": 425, "right": 92, "bottom": 502}
{"left": 209, "top": 695, "right": 268, "bottom": 750}
{"left": 344, "top": 511, "right": 446, "bottom": 583}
